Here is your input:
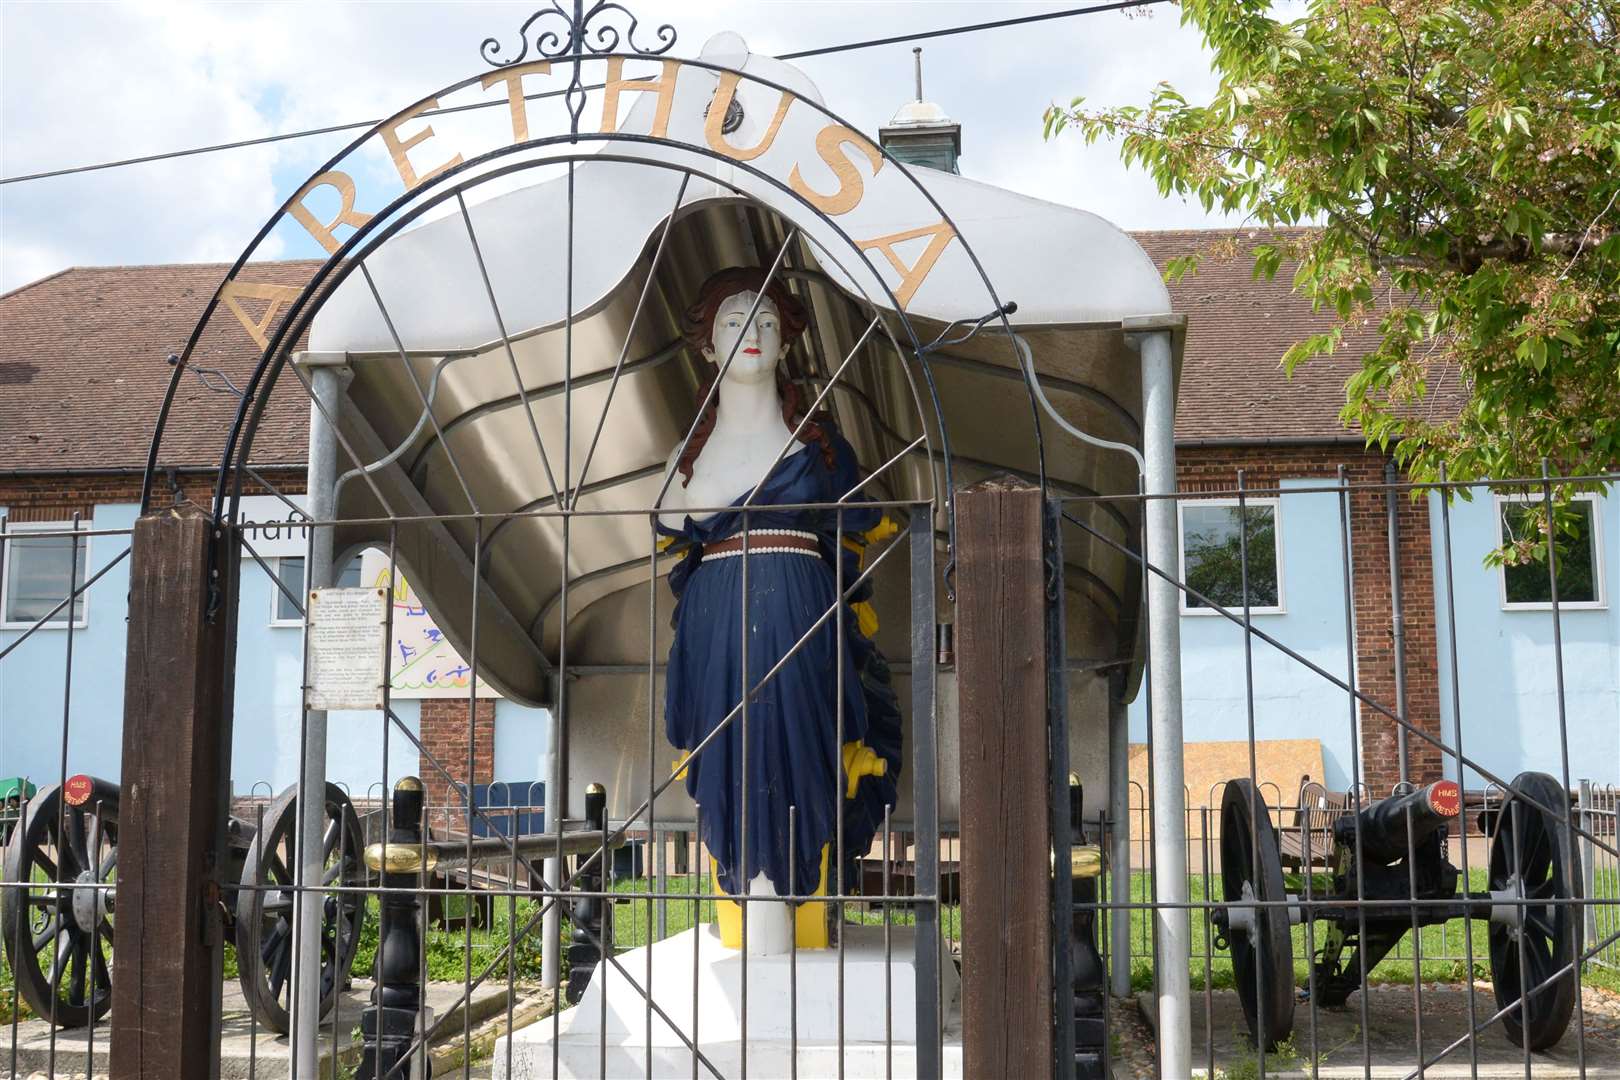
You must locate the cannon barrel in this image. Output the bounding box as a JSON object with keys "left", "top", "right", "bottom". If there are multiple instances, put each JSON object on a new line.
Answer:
{"left": 1332, "top": 779, "right": 1461, "bottom": 864}
{"left": 365, "top": 827, "right": 624, "bottom": 874}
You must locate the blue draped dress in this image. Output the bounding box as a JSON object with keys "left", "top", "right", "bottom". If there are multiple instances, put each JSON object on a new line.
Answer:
{"left": 659, "top": 430, "right": 902, "bottom": 900}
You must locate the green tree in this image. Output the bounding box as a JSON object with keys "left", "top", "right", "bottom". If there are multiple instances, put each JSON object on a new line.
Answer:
{"left": 1045, "top": 0, "right": 1620, "bottom": 487}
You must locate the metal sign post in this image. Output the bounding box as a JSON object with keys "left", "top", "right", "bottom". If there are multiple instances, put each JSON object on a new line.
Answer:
{"left": 291, "top": 353, "right": 351, "bottom": 1077}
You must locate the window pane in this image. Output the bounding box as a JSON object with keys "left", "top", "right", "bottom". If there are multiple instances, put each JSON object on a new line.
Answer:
{"left": 275, "top": 556, "right": 363, "bottom": 622}
{"left": 275, "top": 557, "right": 306, "bottom": 622}
{"left": 1183, "top": 504, "right": 1279, "bottom": 609}
{"left": 4, "top": 532, "right": 87, "bottom": 624}
{"left": 338, "top": 559, "right": 363, "bottom": 589}
{"left": 1501, "top": 501, "right": 1598, "bottom": 604}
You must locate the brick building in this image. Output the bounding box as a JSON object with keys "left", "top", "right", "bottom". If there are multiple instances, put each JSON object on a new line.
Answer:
{"left": 3, "top": 233, "right": 1614, "bottom": 810}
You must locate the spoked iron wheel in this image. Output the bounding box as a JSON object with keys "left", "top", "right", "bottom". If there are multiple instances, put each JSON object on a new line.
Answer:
{"left": 1488, "top": 770, "right": 1581, "bottom": 1051}
{"left": 0, "top": 775, "right": 118, "bottom": 1028}
{"left": 235, "top": 782, "right": 365, "bottom": 1035}
{"left": 1219, "top": 779, "right": 1296, "bottom": 1051}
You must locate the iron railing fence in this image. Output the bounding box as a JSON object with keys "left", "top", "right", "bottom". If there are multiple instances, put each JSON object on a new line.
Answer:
{"left": 1056, "top": 471, "right": 1620, "bottom": 1079}
{"left": 5, "top": 469, "right": 1619, "bottom": 1080}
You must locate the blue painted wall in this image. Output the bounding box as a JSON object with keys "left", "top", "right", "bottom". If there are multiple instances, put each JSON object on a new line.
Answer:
{"left": 1, "top": 500, "right": 555, "bottom": 798}
{"left": 1429, "top": 488, "right": 1619, "bottom": 789}
{"left": 10, "top": 489, "right": 1605, "bottom": 802}
{"left": 493, "top": 698, "right": 551, "bottom": 786}
{"left": 1, "top": 503, "right": 137, "bottom": 790}
{"left": 1129, "top": 481, "right": 1360, "bottom": 790}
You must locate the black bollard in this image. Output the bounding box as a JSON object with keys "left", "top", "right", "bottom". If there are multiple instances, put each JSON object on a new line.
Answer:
{"left": 1069, "top": 779, "right": 1107, "bottom": 1080}
{"left": 564, "top": 782, "right": 611, "bottom": 1005}
{"left": 358, "top": 776, "right": 433, "bottom": 1080}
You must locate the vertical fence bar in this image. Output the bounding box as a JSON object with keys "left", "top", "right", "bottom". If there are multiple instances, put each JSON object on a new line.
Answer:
{"left": 1435, "top": 464, "right": 1482, "bottom": 1075}
{"left": 1108, "top": 691, "right": 1132, "bottom": 1000}
{"left": 1336, "top": 467, "right": 1375, "bottom": 1078}
{"left": 1540, "top": 461, "right": 1589, "bottom": 1071}
{"left": 1580, "top": 780, "right": 1598, "bottom": 959}
{"left": 1234, "top": 471, "right": 1270, "bottom": 1078}
{"left": 1045, "top": 495, "right": 1074, "bottom": 1078}
{"left": 910, "top": 506, "right": 941, "bottom": 1080}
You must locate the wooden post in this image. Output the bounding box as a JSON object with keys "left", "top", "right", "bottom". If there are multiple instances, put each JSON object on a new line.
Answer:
{"left": 111, "top": 509, "right": 236, "bottom": 1079}
{"left": 956, "top": 477, "right": 1053, "bottom": 1078}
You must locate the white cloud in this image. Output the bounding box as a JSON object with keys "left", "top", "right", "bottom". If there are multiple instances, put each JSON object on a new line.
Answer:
{"left": 1, "top": 0, "right": 1232, "bottom": 292}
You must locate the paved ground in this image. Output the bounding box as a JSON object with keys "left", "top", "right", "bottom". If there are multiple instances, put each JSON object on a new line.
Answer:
{"left": 4, "top": 978, "right": 524, "bottom": 1078}
{"left": 1126, "top": 982, "right": 1620, "bottom": 1078}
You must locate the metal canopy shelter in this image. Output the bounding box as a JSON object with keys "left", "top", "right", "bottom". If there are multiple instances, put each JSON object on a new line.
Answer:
{"left": 304, "top": 34, "right": 1179, "bottom": 713}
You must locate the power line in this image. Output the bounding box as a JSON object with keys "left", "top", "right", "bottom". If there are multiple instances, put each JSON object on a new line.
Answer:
{"left": 0, "top": 0, "right": 1167, "bottom": 187}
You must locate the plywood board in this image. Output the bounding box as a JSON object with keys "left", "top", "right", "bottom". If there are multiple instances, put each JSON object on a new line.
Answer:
{"left": 1127, "top": 739, "right": 1326, "bottom": 843}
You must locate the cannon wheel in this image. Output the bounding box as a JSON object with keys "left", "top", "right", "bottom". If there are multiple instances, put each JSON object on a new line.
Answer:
{"left": 235, "top": 782, "right": 365, "bottom": 1035}
{"left": 0, "top": 776, "right": 118, "bottom": 1029}
{"left": 1220, "top": 779, "right": 1296, "bottom": 1051}
{"left": 1488, "top": 771, "right": 1580, "bottom": 1051}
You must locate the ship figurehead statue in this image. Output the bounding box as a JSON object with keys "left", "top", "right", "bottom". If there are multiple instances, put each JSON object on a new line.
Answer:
{"left": 657, "top": 268, "right": 902, "bottom": 955}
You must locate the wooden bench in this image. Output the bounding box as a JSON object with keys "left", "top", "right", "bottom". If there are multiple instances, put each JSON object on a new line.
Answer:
{"left": 1277, "top": 777, "right": 1350, "bottom": 869}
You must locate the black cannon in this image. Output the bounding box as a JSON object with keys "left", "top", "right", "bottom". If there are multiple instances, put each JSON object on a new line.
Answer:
{"left": 1212, "top": 771, "right": 1583, "bottom": 1053}
{"left": 3, "top": 773, "right": 616, "bottom": 1034}
{"left": 0, "top": 774, "right": 363, "bottom": 1032}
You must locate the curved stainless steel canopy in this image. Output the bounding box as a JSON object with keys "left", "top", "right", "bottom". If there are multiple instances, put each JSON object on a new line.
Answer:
{"left": 304, "top": 34, "right": 1180, "bottom": 714}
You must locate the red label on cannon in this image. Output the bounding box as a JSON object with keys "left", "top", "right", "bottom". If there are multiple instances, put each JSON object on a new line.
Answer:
{"left": 1425, "top": 779, "right": 1461, "bottom": 818}
{"left": 63, "top": 774, "right": 93, "bottom": 807}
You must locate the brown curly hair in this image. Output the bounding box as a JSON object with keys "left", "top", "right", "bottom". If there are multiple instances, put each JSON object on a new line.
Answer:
{"left": 676, "top": 268, "right": 834, "bottom": 487}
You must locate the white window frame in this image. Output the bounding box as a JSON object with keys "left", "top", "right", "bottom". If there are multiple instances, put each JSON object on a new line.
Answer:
{"left": 0, "top": 520, "right": 92, "bottom": 630}
{"left": 268, "top": 554, "right": 365, "bottom": 626}
{"left": 1177, "top": 496, "right": 1286, "bottom": 616}
{"left": 1495, "top": 492, "right": 1606, "bottom": 611}
{"left": 268, "top": 555, "right": 307, "bottom": 628}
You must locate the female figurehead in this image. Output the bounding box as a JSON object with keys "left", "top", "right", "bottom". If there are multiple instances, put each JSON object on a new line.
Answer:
{"left": 657, "top": 268, "right": 900, "bottom": 955}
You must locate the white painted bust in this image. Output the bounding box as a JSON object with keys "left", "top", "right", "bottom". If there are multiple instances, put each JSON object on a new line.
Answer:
{"left": 659, "top": 288, "right": 796, "bottom": 530}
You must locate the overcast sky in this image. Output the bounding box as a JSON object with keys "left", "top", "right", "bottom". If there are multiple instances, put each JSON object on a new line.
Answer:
{"left": 0, "top": 1, "right": 1235, "bottom": 293}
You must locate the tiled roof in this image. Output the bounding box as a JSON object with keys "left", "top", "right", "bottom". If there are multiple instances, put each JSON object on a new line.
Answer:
{"left": 0, "top": 232, "right": 1463, "bottom": 474}
{"left": 1135, "top": 228, "right": 1465, "bottom": 443}
{"left": 0, "top": 260, "right": 322, "bottom": 475}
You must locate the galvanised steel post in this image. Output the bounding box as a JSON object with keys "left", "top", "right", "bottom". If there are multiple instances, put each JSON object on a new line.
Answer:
{"left": 292, "top": 354, "right": 350, "bottom": 1078}
{"left": 1129, "top": 320, "right": 1192, "bottom": 1077}
{"left": 1108, "top": 689, "right": 1132, "bottom": 999}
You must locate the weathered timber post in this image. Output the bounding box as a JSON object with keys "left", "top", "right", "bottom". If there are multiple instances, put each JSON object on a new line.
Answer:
{"left": 111, "top": 508, "right": 237, "bottom": 1079}
{"left": 956, "top": 477, "right": 1053, "bottom": 1078}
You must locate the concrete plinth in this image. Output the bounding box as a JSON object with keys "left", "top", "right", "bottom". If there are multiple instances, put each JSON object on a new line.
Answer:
{"left": 496, "top": 924, "right": 963, "bottom": 1079}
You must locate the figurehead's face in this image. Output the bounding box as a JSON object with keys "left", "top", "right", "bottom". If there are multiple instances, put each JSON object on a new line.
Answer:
{"left": 704, "top": 290, "right": 787, "bottom": 385}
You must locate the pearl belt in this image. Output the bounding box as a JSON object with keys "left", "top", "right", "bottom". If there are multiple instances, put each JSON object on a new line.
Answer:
{"left": 700, "top": 529, "right": 821, "bottom": 562}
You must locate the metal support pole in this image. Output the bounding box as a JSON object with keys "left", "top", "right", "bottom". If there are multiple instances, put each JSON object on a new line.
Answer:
{"left": 1108, "top": 690, "right": 1132, "bottom": 999}
{"left": 541, "top": 744, "right": 562, "bottom": 992}
{"left": 1134, "top": 325, "right": 1192, "bottom": 1077}
{"left": 292, "top": 356, "right": 349, "bottom": 1078}
{"left": 1384, "top": 459, "right": 1410, "bottom": 783}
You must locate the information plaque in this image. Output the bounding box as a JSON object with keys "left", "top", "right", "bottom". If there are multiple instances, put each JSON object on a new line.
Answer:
{"left": 304, "top": 586, "right": 388, "bottom": 711}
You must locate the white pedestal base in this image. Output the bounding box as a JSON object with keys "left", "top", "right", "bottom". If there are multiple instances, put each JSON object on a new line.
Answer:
{"left": 496, "top": 924, "right": 962, "bottom": 1079}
